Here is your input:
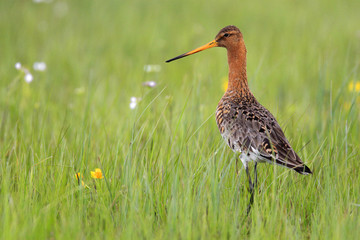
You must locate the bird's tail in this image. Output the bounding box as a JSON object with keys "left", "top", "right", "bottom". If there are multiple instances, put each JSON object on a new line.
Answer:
{"left": 293, "top": 164, "right": 312, "bottom": 175}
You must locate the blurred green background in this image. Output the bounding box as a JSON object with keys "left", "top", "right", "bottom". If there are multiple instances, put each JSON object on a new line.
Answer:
{"left": 1, "top": 0, "right": 359, "bottom": 239}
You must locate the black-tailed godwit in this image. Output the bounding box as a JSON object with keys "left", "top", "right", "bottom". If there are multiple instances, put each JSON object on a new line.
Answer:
{"left": 166, "top": 25, "right": 312, "bottom": 212}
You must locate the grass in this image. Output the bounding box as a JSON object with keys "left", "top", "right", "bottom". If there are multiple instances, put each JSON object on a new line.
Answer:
{"left": 1, "top": 0, "right": 360, "bottom": 239}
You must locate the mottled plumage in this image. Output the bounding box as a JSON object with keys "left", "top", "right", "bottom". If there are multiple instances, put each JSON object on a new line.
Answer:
{"left": 216, "top": 90, "right": 311, "bottom": 174}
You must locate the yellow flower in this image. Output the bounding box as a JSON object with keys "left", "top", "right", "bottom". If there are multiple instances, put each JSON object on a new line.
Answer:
{"left": 91, "top": 168, "right": 104, "bottom": 179}
{"left": 75, "top": 172, "right": 87, "bottom": 187}
{"left": 222, "top": 76, "right": 228, "bottom": 92}
{"left": 75, "top": 172, "right": 81, "bottom": 180}
{"left": 348, "top": 81, "right": 360, "bottom": 93}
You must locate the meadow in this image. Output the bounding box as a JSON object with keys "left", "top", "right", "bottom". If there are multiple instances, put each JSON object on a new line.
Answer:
{"left": 1, "top": 0, "right": 360, "bottom": 239}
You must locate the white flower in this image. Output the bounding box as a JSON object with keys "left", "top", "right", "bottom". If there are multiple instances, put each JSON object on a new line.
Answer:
{"left": 143, "top": 64, "right": 161, "bottom": 73}
{"left": 33, "top": 62, "right": 47, "bottom": 71}
{"left": 129, "top": 102, "right": 137, "bottom": 109}
{"left": 142, "top": 81, "right": 157, "bottom": 88}
{"left": 25, "top": 73, "right": 34, "bottom": 83}
{"left": 129, "top": 97, "right": 140, "bottom": 109}
{"left": 15, "top": 62, "right": 22, "bottom": 70}
{"left": 16, "top": 63, "right": 34, "bottom": 83}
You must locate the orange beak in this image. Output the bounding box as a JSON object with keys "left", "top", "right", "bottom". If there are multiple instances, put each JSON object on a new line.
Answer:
{"left": 166, "top": 40, "right": 218, "bottom": 63}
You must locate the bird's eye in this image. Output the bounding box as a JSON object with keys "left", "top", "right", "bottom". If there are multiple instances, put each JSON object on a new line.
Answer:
{"left": 224, "top": 33, "right": 230, "bottom": 37}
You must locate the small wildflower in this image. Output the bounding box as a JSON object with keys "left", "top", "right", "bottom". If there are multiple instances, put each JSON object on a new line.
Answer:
{"left": 130, "top": 102, "right": 137, "bottom": 109}
{"left": 75, "top": 172, "right": 82, "bottom": 180}
{"left": 75, "top": 172, "right": 87, "bottom": 187}
{"left": 15, "top": 62, "right": 22, "bottom": 70}
{"left": 33, "top": 62, "right": 47, "bottom": 71}
{"left": 91, "top": 168, "right": 104, "bottom": 179}
{"left": 130, "top": 97, "right": 139, "bottom": 109}
{"left": 348, "top": 81, "right": 360, "bottom": 93}
{"left": 144, "top": 64, "right": 161, "bottom": 73}
{"left": 25, "top": 73, "right": 33, "bottom": 83}
{"left": 222, "top": 76, "right": 228, "bottom": 92}
{"left": 142, "top": 81, "right": 157, "bottom": 88}
{"left": 15, "top": 62, "right": 34, "bottom": 83}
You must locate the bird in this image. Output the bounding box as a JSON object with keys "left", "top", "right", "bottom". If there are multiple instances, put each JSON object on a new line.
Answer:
{"left": 166, "top": 25, "right": 312, "bottom": 211}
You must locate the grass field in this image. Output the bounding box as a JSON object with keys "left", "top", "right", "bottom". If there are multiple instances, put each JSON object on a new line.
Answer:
{"left": 1, "top": 0, "right": 360, "bottom": 239}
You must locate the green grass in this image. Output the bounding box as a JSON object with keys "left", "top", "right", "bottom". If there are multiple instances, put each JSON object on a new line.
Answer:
{"left": 1, "top": 0, "right": 360, "bottom": 239}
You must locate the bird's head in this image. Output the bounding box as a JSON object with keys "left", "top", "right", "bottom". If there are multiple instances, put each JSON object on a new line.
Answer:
{"left": 215, "top": 25, "right": 243, "bottom": 48}
{"left": 166, "top": 25, "right": 243, "bottom": 63}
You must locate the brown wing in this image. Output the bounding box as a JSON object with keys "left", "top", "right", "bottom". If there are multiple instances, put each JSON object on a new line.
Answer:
{"left": 217, "top": 98, "right": 312, "bottom": 174}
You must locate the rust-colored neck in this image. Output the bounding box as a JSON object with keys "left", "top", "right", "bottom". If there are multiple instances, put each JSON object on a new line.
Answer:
{"left": 226, "top": 39, "right": 250, "bottom": 95}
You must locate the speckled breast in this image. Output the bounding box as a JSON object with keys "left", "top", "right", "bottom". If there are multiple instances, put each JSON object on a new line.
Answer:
{"left": 215, "top": 100, "right": 241, "bottom": 152}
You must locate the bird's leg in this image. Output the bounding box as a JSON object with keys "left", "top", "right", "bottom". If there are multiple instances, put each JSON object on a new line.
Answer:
{"left": 254, "top": 162, "right": 258, "bottom": 188}
{"left": 246, "top": 165, "right": 254, "bottom": 215}
{"left": 236, "top": 158, "right": 239, "bottom": 176}
{"left": 246, "top": 165, "right": 254, "bottom": 193}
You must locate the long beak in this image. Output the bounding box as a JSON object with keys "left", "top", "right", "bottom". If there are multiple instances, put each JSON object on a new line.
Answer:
{"left": 166, "top": 40, "right": 218, "bottom": 63}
